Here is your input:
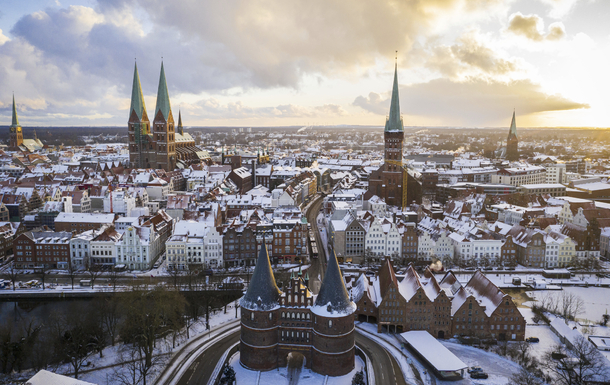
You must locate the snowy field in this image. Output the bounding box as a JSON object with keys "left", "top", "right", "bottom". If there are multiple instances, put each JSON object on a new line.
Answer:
{"left": 230, "top": 352, "right": 365, "bottom": 385}
{"left": 526, "top": 286, "right": 610, "bottom": 324}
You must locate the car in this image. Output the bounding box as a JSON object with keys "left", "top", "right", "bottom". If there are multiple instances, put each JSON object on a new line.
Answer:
{"left": 526, "top": 337, "right": 540, "bottom": 343}
{"left": 470, "top": 371, "right": 489, "bottom": 379}
{"left": 467, "top": 366, "right": 483, "bottom": 374}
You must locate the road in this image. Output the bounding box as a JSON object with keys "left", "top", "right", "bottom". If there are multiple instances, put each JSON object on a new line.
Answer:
{"left": 356, "top": 332, "right": 409, "bottom": 385}
{"left": 175, "top": 329, "right": 240, "bottom": 385}
{"left": 305, "top": 195, "right": 326, "bottom": 294}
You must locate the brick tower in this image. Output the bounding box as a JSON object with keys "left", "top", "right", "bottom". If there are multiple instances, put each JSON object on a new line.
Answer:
{"left": 310, "top": 250, "right": 356, "bottom": 376}
{"left": 367, "top": 59, "right": 406, "bottom": 207}
{"left": 506, "top": 110, "right": 519, "bottom": 161}
{"left": 128, "top": 62, "right": 151, "bottom": 168}
{"left": 8, "top": 95, "right": 23, "bottom": 151}
{"left": 240, "top": 244, "right": 282, "bottom": 370}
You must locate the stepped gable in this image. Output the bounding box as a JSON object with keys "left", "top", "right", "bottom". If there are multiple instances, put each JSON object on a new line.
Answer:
{"left": 312, "top": 250, "right": 356, "bottom": 316}
{"left": 378, "top": 258, "right": 398, "bottom": 299}
{"left": 397, "top": 264, "right": 422, "bottom": 302}
{"left": 464, "top": 270, "right": 505, "bottom": 317}
{"left": 240, "top": 244, "right": 282, "bottom": 311}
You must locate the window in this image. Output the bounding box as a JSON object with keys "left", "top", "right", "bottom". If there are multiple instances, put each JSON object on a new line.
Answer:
{"left": 250, "top": 312, "right": 254, "bottom": 321}
{"left": 328, "top": 320, "right": 333, "bottom": 328}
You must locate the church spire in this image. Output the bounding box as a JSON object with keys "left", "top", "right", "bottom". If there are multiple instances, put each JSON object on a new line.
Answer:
{"left": 241, "top": 244, "right": 282, "bottom": 311}
{"left": 155, "top": 61, "right": 172, "bottom": 121}
{"left": 129, "top": 62, "right": 147, "bottom": 121}
{"left": 508, "top": 109, "right": 517, "bottom": 139}
{"left": 11, "top": 94, "right": 20, "bottom": 128}
{"left": 177, "top": 110, "right": 184, "bottom": 135}
{"left": 385, "top": 53, "right": 403, "bottom": 132}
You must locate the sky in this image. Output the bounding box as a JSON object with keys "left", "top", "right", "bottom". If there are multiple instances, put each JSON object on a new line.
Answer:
{"left": 0, "top": 0, "right": 608, "bottom": 128}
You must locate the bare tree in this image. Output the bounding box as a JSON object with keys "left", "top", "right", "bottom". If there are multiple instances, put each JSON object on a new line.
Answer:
{"left": 119, "top": 287, "right": 186, "bottom": 371}
{"left": 166, "top": 264, "right": 182, "bottom": 289}
{"left": 108, "top": 268, "right": 121, "bottom": 292}
{"left": 6, "top": 263, "right": 19, "bottom": 291}
{"left": 83, "top": 255, "right": 103, "bottom": 289}
{"left": 111, "top": 344, "right": 168, "bottom": 385}
{"left": 49, "top": 308, "right": 97, "bottom": 379}
{"left": 35, "top": 264, "right": 49, "bottom": 290}
{"left": 510, "top": 368, "right": 544, "bottom": 385}
{"left": 66, "top": 260, "right": 78, "bottom": 290}
{"left": 363, "top": 247, "right": 375, "bottom": 269}
{"left": 559, "top": 291, "right": 585, "bottom": 323}
{"left": 543, "top": 337, "right": 609, "bottom": 385}
{"left": 94, "top": 296, "right": 121, "bottom": 346}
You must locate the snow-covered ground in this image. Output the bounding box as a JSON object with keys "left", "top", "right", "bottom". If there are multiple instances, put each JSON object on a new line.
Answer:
{"left": 230, "top": 351, "right": 365, "bottom": 385}
{"left": 357, "top": 322, "right": 522, "bottom": 385}
{"left": 527, "top": 286, "right": 610, "bottom": 324}
{"left": 44, "top": 303, "right": 242, "bottom": 385}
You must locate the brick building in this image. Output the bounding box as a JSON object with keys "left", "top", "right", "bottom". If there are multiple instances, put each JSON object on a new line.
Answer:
{"left": 14, "top": 231, "right": 72, "bottom": 269}
{"left": 240, "top": 246, "right": 355, "bottom": 376}
{"left": 351, "top": 260, "right": 525, "bottom": 341}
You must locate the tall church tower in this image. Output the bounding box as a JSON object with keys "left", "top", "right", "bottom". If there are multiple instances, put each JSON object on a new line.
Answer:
{"left": 151, "top": 62, "right": 176, "bottom": 171}
{"left": 9, "top": 95, "right": 23, "bottom": 151}
{"left": 506, "top": 110, "right": 518, "bottom": 161}
{"left": 382, "top": 59, "right": 405, "bottom": 207}
{"left": 128, "top": 62, "right": 150, "bottom": 168}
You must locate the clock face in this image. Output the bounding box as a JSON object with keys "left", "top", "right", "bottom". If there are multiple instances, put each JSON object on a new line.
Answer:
{"left": 10, "top": 127, "right": 14, "bottom": 133}
{"left": 17, "top": 127, "right": 21, "bottom": 133}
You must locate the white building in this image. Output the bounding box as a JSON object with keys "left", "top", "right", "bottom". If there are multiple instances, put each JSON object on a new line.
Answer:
{"left": 491, "top": 165, "right": 546, "bottom": 186}
{"left": 166, "top": 220, "right": 223, "bottom": 270}
{"left": 364, "top": 218, "right": 401, "bottom": 258}
{"left": 103, "top": 189, "right": 136, "bottom": 216}
{"left": 543, "top": 231, "right": 575, "bottom": 268}
{"left": 545, "top": 163, "right": 567, "bottom": 184}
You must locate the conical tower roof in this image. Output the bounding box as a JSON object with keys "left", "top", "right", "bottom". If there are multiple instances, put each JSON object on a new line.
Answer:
{"left": 155, "top": 62, "right": 171, "bottom": 121}
{"left": 177, "top": 110, "right": 183, "bottom": 135}
{"left": 129, "top": 62, "right": 147, "bottom": 120}
{"left": 384, "top": 60, "right": 403, "bottom": 132}
{"left": 11, "top": 94, "right": 20, "bottom": 128}
{"left": 312, "top": 251, "right": 355, "bottom": 317}
{"left": 241, "top": 244, "right": 282, "bottom": 311}
{"left": 508, "top": 110, "right": 517, "bottom": 140}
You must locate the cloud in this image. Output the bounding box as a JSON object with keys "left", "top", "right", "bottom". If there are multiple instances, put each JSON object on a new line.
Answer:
{"left": 188, "top": 99, "right": 348, "bottom": 121}
{"left": 424, "top": 29, "right": 521, "bottom": 80}
{"left": 506, "top": 12, "right": 566, "bottom": 41}
{"left": 353, "top": 77, "right": 589, "bottom": 126}
{"left": 539, "top": 0, "right": 583, "bottom": 19}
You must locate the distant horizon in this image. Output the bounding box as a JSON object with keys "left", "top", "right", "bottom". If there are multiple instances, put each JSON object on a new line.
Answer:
{"left": 0, "top": 1, "right": 608, "bottom": 127}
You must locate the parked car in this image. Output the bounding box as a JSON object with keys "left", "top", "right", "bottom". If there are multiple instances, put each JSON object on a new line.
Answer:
{"left": 470, "top": 372, "right": 489, "bottom": 379}
{"left": 467, "top": 366, "right": 483, "bottom": 374}
{"left": 526, "top": 337, "right": 540, "bottom": 343}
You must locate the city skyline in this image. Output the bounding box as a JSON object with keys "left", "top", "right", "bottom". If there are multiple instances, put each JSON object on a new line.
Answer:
{"left": 0, "top": 0, "right": 608, "bottom": 128}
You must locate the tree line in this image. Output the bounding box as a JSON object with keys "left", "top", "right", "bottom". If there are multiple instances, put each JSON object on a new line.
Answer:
{"left": 0, "top": 286, "right": 238, "bottom": 385}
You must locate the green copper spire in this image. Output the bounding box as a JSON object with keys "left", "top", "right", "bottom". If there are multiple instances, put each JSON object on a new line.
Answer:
{"left": 11, "top": 94, "right": 20, "bottom": 128}
{"left": 155, "top": 62, "right": 171, "bottom": 121}
{"left": 508, "top": 109, "right": 517, "bottom": 139}
{"left": 177, "top": 110, "right": 184, "bottom": 135}
{"left": 130, "top": 62, "right": 147, "bottom": 120}
{"left": 385, "top": 57, "right": 403, "bottom": 132}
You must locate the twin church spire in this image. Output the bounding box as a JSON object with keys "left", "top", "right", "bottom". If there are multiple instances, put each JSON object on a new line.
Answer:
{"left": 129, "top": 61, "right": 179, "bottom": 125}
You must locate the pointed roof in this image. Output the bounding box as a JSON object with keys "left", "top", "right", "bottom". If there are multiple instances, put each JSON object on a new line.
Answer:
{"left": 312, "top": 251, "right": 356, "bottom": 317}
{"left": 177, "top": 110, "right": 184, "bottom": 135}
{"left": 11, "top": 94, "right": 20, "bottom": 128}
{"left": 130, "top": 62, "right": 147, "bottom": 120}
{"left": 384, "top": 61, "right": 403, "bottom": 132}
{"left": 240, "top": 244, "right": 282, "bottom": 311}
{"left": 155, "top": 62, "right": 171, "bottom": 121}
{"left": 508, "top": 110, "right": 517, "bottom": 140}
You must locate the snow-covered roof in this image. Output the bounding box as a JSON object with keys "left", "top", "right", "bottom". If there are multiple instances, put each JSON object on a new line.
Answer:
{"left": 26, "top": 370, "right": 97, "bottom": 385}
{"left": 401, "top": 331, "right": 467, "bottom": 372}
{"left": 312, "top": 250, "right": 356, "bottom": 317}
